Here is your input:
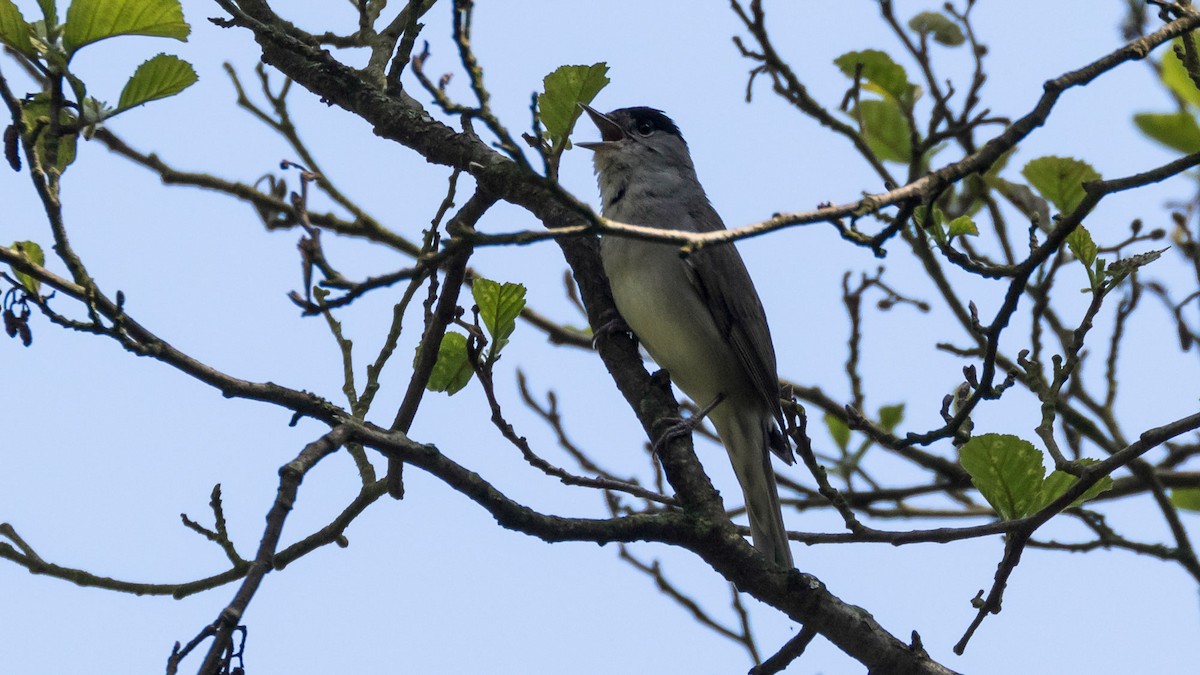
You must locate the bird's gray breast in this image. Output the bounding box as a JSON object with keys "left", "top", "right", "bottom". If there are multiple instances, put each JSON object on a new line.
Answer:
{"left": 600, "top": 225, "right": 749, "bottom": 409}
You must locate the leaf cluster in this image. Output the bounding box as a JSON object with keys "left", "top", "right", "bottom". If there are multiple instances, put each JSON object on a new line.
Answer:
{"left": 0, "top": 0, "right": 196, "bottom": 173}
{"left": 425, "top": 277, "right": 527, "bottom": 395}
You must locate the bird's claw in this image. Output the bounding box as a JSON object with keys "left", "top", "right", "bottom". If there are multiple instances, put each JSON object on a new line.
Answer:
{"left": 650, "top": 393, "right": 725, "bottom": 455}
{"left": 591, "top": 308, "right": 633, "bottom": 349}
{"left": 651, "top": 415, "right": 695, "bottom": 456}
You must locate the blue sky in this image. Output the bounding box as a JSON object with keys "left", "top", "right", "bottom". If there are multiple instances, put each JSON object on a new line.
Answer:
{"left": 3, "top": 1, "right": 1199, "bottom": 673}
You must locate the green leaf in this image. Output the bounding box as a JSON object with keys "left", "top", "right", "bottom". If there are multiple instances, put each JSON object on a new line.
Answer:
{"left": 1161, "top": 39, "right": 1200, "bottom": 108}
{"left": 37, "top": 0, "right": 56, "bottom": 25}
{"left": 824, "top": 413, "right": 851, "bottom": 452}
{"left": 116, "top": 53, "right": 197, "bottom": 111}
{"left": 947, "top": 215, "right": 979, "bottom": 238}
{"left": 834, "top": 49, "right": 917, "bottom": 109}
{"left": 66, "top": 73, "right": 88, "bottom": 108}
{"left": 425, "top": 332, "right": 473, "bottom": 395}
{"left": 1021, "top": 156, "right": 1101, "bottom": 213}
{"left": 1073, "top": 473, "right": 1113, "bottom": 507}
{"left": 908, "top": 11, "right": 965, "bottom": 47}
{"left": 472, "top": 276, "right": 526, "bottom": 359}
{"left": 1041, "top": 460, "right": 1113, "bottom": 509}
{"left": 63, "top": 0, "right": 189, "bottom": 56}
{"left": 10, "top": 240, "right": 45, "bottom": 294}
{"left": 1133, "top": 112, "right": 1200, "bottom": 154}
{"left": 963, "top": 437, "right": 1113, "bottom": 519}
{"left": 913, "top": 204, "right": 947, "bottom": 243}
{"left": 959, "top": 433, "right": 1046, "bottom": 520}
{"left": 0, "top": 0, "right": 35, "bottom": 57}
{"left": 1170, "top": 487, "right": 1200, "bottom": 512}
{"left": 878, "top": 404, "right": 904, "bottom": 433}
{"left": 912, "top": 204, "right": 944, "bottom": 228}
{"left": 21, "top": 94, "right": 77, "bottom": 172}
{"left": 1065, "top": 225, "right": 1097, "bottom": 267}
{"left": 855, "top": 98, "right": 912, "bottom": 163}
{"left": 1039, "top": 470, "right": 1074, "bottom": 508}
{"left": 537, "top": 63, "right": 609, "bottom": 153}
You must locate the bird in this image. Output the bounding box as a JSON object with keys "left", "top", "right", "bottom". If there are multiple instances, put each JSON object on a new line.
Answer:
{"left": 577, "top": 104, "right": 795, "bottom": 568}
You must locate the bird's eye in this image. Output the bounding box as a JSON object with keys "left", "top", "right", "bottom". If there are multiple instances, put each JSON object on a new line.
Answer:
{"left": 635, "top": 119, "right": 655, "bottom": 136}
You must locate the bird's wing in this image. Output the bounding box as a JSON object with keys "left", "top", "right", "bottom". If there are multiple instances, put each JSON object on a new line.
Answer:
{"left": 683, "top": 202, "right": 794, "bottom": 464}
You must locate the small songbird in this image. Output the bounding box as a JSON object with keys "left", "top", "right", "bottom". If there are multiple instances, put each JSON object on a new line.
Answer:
{"left": 578, "top": 105, "right": 795, "bottom": 567}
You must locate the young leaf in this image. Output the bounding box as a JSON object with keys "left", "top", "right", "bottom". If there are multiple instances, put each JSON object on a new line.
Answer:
{"left": 472, "top": 276, "right": 526, "bottom": 359}
{"left": 855, "top": 98, "right": 912, "bottom": 163}
{"left": 1133, "top": 112, "right": 1200, "bottom": 154}
{"left": 1065, "top": 225, "right": 1097, "bottom": 267}
{"left": 425, "top": 332, "right": 473, "bottom": 395}
{"left": 1041, "top": 460, "right": 1113, "bottom": 509}
{"left": 878, "top": 404, "right": 904, "bottom": 433}
{"left": 834, "top": 49, "right": 917, "bottom": 109}
{"left": 959, "top": 433, "right": 1046, "bottom": 520}
{"left": 21, "top": 95, "right": 77, "bottom": 172}
{"left": 913, "top": 204, "right": 947, "bottom": 243}
{"left": 0, "top": 0, "right": 35, "bottom": 57}
{"left": 1161, "top": 39, "right": 1200, "bottom": 109}
{"left": 63, "top": 0, "right": 189, "bottom": 56}
{"left": 1170, "top": 487, "right": 1200, "bottom": 512}
{"left": 947, "top": 215, "right": 979, "bottom": 238}
{"left": 10, "top": 240, "right": 45, "bottom": 294}
{"left": 912, "top": 204, "right": 944, "bottom": 228}
{"left": 908, "top": 11, "right": 965, "bottom": 47}
{"left": 117, "top": 53, "right": 197, "bottom": 111}
{"left": 537, "top": 63, "right": 609, "bottom": 153}
{"left": 1021, "top": 156, "right": 1101, "bottom": 214}
{"left": 1039, "top": 470, "right": 1073, "bottom": 509}
{"left": 1073, "top": 473, "right": 1113, "bottom": 507}
{"left": 37, "top": 0, "right": 55, "bottom": 25}
{"left": 824, "top": 413, "right": 851, "bottom": 452}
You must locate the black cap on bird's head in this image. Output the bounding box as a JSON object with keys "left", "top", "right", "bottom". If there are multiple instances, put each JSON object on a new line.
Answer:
{"left": 577, "top": 105, "right": 684, "bottom": 150}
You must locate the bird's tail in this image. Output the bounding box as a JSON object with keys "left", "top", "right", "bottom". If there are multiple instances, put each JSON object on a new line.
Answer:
{"left": 713, "top": 406, "right": 794, "bottom": 568}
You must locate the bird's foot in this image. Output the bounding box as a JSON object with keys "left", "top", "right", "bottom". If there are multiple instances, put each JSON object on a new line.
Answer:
{"left": 651, "top": 415, "right": 693, "bottom": 455}
{"left": 591, "top": 308, "right": 632, "bottom": 349}
{"left": 650, "top": 393, "right": 725, "bottom": 455}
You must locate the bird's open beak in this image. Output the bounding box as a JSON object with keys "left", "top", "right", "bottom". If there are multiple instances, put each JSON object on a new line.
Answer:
{"left": 576, "top": 104, "right": 625, "bottom": 150}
